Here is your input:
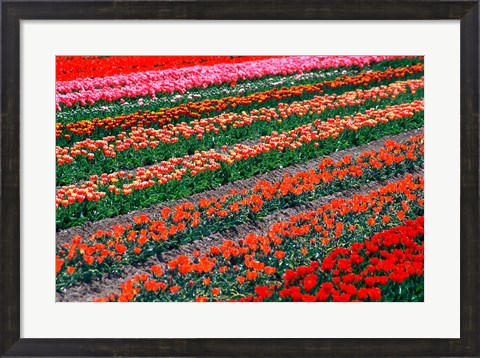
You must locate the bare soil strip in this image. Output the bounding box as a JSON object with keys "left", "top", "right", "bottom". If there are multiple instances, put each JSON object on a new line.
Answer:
{"left": 57, "top": 128, "right": 423, "bottom": 247}
{"left": 57, "top": 165, "right": 424, "bottom": 302}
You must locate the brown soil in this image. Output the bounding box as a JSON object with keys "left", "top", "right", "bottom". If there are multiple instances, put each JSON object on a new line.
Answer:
{"left": 56, "top": 165, "right": 423, "bottom": 302}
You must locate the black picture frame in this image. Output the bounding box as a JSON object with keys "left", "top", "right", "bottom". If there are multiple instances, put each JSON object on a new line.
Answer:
{"left": 1, "top": 1, "right": 479, "bottom": 357}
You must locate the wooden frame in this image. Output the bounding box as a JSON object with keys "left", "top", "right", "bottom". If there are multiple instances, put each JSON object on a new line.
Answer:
{"left": 1, "top": 1, "right": 478, "bottom": 356}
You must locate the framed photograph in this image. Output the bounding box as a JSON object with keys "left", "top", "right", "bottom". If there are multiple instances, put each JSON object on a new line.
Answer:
{"left": 1, "top": 1, "right": 478, "bottom": 357}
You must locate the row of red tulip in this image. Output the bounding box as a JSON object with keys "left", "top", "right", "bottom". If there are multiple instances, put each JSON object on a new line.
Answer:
{"left": 56, "top": 56, "right": 279, "bottom": 81}
{"left": 90, "top": 175, "right": 424, "bottom": 302}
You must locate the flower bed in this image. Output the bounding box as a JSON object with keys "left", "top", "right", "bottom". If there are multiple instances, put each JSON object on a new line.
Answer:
{"left": 91, "top": 176, "right": 424, "bottom": 302}
{"left": 55, "top": 55, "right": 424, "bottom": 302}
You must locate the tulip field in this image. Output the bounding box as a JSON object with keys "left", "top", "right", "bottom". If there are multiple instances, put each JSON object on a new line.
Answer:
{"left": 56, "top": 56, "right": 424, "bottom": 302}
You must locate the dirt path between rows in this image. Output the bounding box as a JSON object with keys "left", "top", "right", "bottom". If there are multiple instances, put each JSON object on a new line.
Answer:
{"left": 57, "top": 165, "right": 424, "bottom": 302}
{"left": 57, "top": 128, "right": 423, "bottom": 248}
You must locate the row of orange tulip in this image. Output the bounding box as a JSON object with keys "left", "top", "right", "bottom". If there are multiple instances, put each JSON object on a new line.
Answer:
{"left": 56, "top": 134, "right": 423, "bottom": 289}
{"left": 55, "top": 78, "right": 423, "bottom": 173}
{"left": 56, "top": 99, "right": 424, "bottom": 210}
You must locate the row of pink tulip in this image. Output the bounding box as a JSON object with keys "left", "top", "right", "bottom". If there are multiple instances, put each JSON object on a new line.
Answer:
{"left": 56, "top": 56, "right": 406, "bottom": 109}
